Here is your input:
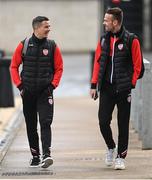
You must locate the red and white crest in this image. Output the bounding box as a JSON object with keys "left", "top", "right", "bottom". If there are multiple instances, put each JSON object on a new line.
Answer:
{"left": 118, "top": 43, "right": 123, "bottom": 50}
{"left": 43, "top": 49, "right": 49, "bottom": 56}
{"left": 48, "top": 98, "right": 53, "bottom": 105}
{"left": 127, "top": 96, "right": 131, "bottom": 103}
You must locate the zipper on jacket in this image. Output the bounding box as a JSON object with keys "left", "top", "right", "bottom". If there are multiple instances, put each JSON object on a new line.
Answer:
{"left": 110, "top": 35, "right": 116, "bottom": 84}
{"left": 36, "top": 44, "right": 40, "bottom": 91}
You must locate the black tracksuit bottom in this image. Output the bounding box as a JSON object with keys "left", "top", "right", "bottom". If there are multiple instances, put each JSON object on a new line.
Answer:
{"left": 22, "top": 88, "right": 54, "bottom": 157}
{"left": 98, "top": 82, "right": 131, "bottom": 159}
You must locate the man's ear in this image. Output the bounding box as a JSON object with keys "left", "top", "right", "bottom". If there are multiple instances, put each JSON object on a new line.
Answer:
{"left": 113, "top": 19, "right": 118, "bottom": 26}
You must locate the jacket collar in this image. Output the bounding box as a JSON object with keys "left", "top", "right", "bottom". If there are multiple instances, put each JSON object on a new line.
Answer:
{"left": 110, "top": 26, "right": 124, "bottom": 38}
{"left": 32, "top": 33, "right": 47, "bottom": 44}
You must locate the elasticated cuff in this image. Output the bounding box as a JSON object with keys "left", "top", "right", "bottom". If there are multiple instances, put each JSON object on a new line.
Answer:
{"left": 50, "top": 83, "right": 55, "bottom": 90}
{"left": 91, "top": 83, "right": 97, "bottom": 89}
{"left": 17, "top": 83, "right": 23, "bottom": 91}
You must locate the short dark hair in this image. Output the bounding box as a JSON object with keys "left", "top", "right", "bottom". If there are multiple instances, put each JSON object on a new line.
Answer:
{"left": 32, "top": 16, "right": 49, "bottom": 29}
{"left": 106, "top": 7, "right": 123, "bottom": 24}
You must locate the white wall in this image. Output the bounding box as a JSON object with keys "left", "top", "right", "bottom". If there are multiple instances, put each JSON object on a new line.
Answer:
{"left": 0, "top": 0, "right": 100, "bottom": 53}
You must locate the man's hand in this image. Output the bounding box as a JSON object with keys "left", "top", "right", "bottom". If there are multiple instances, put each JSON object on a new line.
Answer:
{"left": 17, "top": 83, "right": 24, "bottom": 97}
{"left": 20, "top": 89, "right": 24, "bottom": 97}
{"left": 90, "top": 89, "right": 98, "bottom": 100}
{"left": 48, "top": 83, "right": 55, "bottom": 94}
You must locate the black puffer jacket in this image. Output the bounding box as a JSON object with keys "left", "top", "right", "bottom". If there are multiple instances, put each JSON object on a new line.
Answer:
{"left": 21, "top": 34, "right": 55, "bottom": 92}
{"left": 98, "top": 27, "right": 133, "bottom": 92}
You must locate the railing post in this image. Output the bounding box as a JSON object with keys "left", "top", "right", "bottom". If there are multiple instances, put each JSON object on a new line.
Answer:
{"left": 131, "top": 58, "right": 152, "bottom": 149}
{"left": 141, "top": 59, "right": 152, "bottom": 149}
{"left": 131, "top": 79, "right": 143, "bottom": 140}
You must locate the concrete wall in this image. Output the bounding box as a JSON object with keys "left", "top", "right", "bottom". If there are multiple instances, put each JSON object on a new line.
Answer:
{"left": 0, "top": 0, "right": 100, "bottom": 53}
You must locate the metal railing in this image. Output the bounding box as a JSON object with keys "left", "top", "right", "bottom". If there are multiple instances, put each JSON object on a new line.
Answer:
{"left": 131, "top": 58, "right": 152, "bottom": 149}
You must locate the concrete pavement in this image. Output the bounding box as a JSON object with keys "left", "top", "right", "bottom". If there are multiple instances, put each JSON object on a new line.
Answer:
{"left": 0, "top": 96, "right": 22, "bottom": 162}
{"left": 0, "top": 96, "right": 152, "bottom": 179}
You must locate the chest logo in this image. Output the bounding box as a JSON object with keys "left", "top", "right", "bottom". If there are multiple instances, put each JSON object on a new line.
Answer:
{"left": 43, "top": 49, "right": 49, "bottom": 56}
{"left": 29, "top": 43, "right": 34, "bottom": 47}
{"left": 118, "top": 43, "right": 123, "bottom": 50}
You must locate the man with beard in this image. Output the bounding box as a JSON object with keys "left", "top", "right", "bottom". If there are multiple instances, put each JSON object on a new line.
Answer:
{"left": 90, "top": 7, "right": 143, "bottom": 170}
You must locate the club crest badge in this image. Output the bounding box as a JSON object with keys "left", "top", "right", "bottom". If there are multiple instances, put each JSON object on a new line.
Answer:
{"left": 43, "top": 49, "right": 49, "bottom": 56}
{"left": 48, "top": 97, "right": 53, "bottom": 105}
{"left": 127, "top": 95, "right": 131, "bottom": 103}
{"left": 118, "top": 43, "right": 123, "bottom": 50}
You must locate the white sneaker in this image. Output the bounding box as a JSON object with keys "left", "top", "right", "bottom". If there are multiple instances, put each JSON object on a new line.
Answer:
{"left": 41, "top": 155, "right": 53, "bottom": 168}
{"left": 114, "top": 158, "right": 125, "bottom": 170}
{"left": 105, "top": 148, "right": 116, "bottom": 166}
